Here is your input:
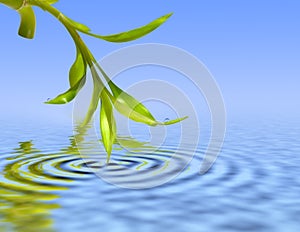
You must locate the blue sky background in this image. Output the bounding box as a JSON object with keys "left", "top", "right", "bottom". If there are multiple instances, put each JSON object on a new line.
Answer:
{"left": 0, "top": 0, "right": 299, "bottom": 123}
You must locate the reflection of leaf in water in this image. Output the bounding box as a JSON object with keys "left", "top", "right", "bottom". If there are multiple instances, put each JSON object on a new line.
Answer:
{"left": 0, "top": 141, "right": 65, "bottom": 232}
{"left": 7, "top": 141, "right": 40, "bottom": 160}
{"left": 62, "top": 124, "right": 173, "bottom": 174}
{"left": 1, "top": 128, "right": 159, "bottom": 231}
{"left": 114, "top": 136, "right": 156, "bottom": 168}
{"left": 62, "top": 123, "right": 94, "bottom": 156}
{"left": 115, "top": 136, "right": 155, "bottom": 154}
{"left": 98, "top": 135, "right": 155, "bottom": 153}
{"left": 115, "top": 136, "right": 149, "bottom": 149}
{"left": 16, "top": 141, "right": 38, "bottom": 153}
{"left": 113, "top": 136, "right": 175, "bottom": 173}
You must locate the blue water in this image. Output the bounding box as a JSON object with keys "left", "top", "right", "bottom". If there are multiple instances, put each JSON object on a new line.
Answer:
{"left": 0, "top": 118, "right": 300, "bottom": 232}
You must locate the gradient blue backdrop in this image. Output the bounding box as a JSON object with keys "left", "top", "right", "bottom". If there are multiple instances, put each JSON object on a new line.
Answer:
{"left": 0, "top": 0, "right": 299, "bottom": 123}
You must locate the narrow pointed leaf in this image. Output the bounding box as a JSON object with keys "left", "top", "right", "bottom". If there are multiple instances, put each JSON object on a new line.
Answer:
{"left": 159, "top": 116, "right": 189, "bottom": 125}
{"left": 84, "top": 12, "right": 173, "bottom": 43}
{"left": 46, "top": 49, "right": 86, "bottom": 104}
{"left": 46, "top": 0, "right": 59, "bottom": 4}
{"left": 69, "top": 48, "right": 86, "bottom": 87}
{"left": 94, "top": 62, "right": 187, "bottom": 126}
{"left": 0, "top": 0, "right": 23, "bottom": 10}
{"left": 100, "top": 91, "right": 116, "bottom": 163}
{"left": 82, "top": 68, "right": 103, "bottom": 125}
{"left": 82, "top": 86, "right": 100, "bottom": 125}
{"left": 45, "top": 78, "right": 85, "bottom": 104}
{"left": 109, "top": 83, "right": 158, "bottom": 126}
{"left": 18, "top": 6, "right": 36, "bottom": 39}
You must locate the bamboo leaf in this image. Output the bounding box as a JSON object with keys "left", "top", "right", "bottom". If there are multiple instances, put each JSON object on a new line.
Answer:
{"left": 69, "top": 48, "right": 86, "bottom": 87}
{"left": 0, "top": 0, "right": 23, "bottom": 10}
{"left": 109, "top": 83, "right": 158, "bottom": 126}
{"left": 92, "top": 59, "right": 185, "bottom": 126}
{"left": 108, "top": 82, "right": 188, "bottom": 126}
{"left": 18, "top": 6, "right": 36, "bottom": 39}
{"left": 45, "top": 78, "right": 85, "bottom": 104}
{"left": 84, "top": 12, "right": 173, "bottom": 43}
{"left": 45, "top": 49, "right": 86, "bottom": 104}
{"left": 100, "top": 91, "right": 116, "bottom": 163}
{"left": 159, "top": 116, "right": 188, "bottom": 125}
{"left": 81, "top": 68, "right": 103, "bottom": 125}
{"left": 46, "top": 0, "right": 59, "bottom": 4}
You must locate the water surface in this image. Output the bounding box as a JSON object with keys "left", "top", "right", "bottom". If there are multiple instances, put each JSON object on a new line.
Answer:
{"left": 0, "top": 119, "right": 300, "bottom": 232}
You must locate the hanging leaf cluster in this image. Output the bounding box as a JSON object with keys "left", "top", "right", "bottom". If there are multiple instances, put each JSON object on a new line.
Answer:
{"left": 0, "top": 0, "right": 188, "bottom": 162}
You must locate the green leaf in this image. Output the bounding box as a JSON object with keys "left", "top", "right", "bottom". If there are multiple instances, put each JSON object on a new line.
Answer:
{"left": 69, "top": 48, "right": 86, "bottom": 87}
{"left": 0, "top": 0, "right": 23, "bottom": 10}
{"left": 108, "top": 82, "right": 188, "bottom": 126}
{"left": 46, "top": 0, "right": 59, "bottom": 4}
{"left": 85, "top": 12, "right": 173, "bottom": 43}
{"left": 45, "top": 78, "right": 85, "bottom": 104}
{"left": 45, "top": 49, "right": 86, "bottom": 104}
{"left": 100, "top": 91, "right": 116, "bottom": 163}
{"left": 109, "top": 83, "right": 158, "bottom": 126}
{"left": 93, "top": 62, "right": 188, "bottom": 126}
{"left": 159, "top": 116, "right": 189, "bottom": 125}
{"left": 18, "top": 6, "right": 36, "bottom": 39}
{"left": 81, "top": 68, "right": 103, "bottom": 125}
{"left": 93, "top": 64, "right": 157, "bottom": 125}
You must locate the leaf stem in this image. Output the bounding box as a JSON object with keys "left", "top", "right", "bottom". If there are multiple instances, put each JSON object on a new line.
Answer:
{"left": 28, "top": 0, "right": 114, "bottom": 125}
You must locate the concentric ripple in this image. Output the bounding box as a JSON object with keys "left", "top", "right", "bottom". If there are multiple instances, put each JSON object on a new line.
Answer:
{"left": 1, "top": 121, "right": 300, "bottom": 232}
{"left": 0, "top": 139, "right": 99, "bottom": 231}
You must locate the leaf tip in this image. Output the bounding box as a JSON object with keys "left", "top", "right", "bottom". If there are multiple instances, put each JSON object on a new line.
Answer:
{"left": 44, "top": 97, "right": 68, "bottom": 104}
{"left": 166, "top": 12, "right": 174, "bottom": 18}
{"left": 159, "top": 12, "right": 173, "bottom": 22}
{"left": 106, "top": 154, "right": 111, "bottom": 164}
{"left": 161, "top": 115, "right": 189, "bottom": 125}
